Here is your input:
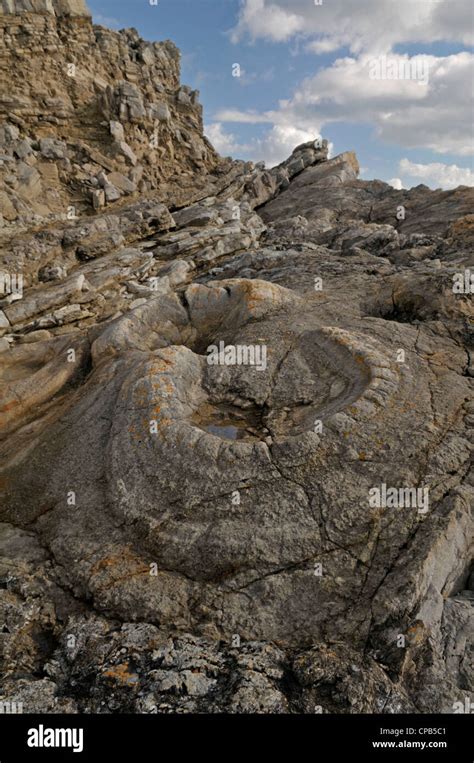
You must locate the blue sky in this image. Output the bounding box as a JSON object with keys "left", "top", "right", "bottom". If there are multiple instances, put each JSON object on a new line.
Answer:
{"left": 89, "top": 0, "right": 473, "bottom": 189}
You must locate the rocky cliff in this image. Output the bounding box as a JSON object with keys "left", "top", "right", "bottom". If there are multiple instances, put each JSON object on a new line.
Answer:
{"left": 0, "top": 0, "right": 229, "bottom": 236}
{"left": 0, "top": 1, "right": 473, "bottom": 715}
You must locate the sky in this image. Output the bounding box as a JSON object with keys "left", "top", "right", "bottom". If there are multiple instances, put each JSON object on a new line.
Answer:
{"left": 89, "top": 0, "right": 473, "bottom": 190}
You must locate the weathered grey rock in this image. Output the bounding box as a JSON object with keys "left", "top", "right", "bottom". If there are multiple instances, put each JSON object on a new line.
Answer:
{"left": 0, "top": 309, "right": 10, "bottom": 329}
{"left": 3, "top": 273, "right": 86, "bottom": 325}
{"left": 149, "top": 102, "right": 171, "bottom": 122}
{"left": 91, "top": 188, "right": 105, "bottom": 210}
{"left": 0, "top": 123, "right": 19, "bottom": 144}
{"left": 38, "top": 263, "right": 67, "bottom": 282}
{"left": 13, "top": 138, "right": 33, "bottom": 160}
{"left": 103, "top": 181, "right": 122, "bottom": 203}
{"left": 15, "top": 163, "right": 42, "bottom": 200}
{"left": 173, "top": 205, "right": 218, "bottom": 229}
{"left": 109, "top": 120, "right": 125, "bottom": 142}
{"left": 107, "top": 172, "right": 137, "bottom": 195}
{"left": 39, "top": 137, "right": 68, "bottom": 160}
{"left": 113, "top": 141, "right": 137, "bottom": 167}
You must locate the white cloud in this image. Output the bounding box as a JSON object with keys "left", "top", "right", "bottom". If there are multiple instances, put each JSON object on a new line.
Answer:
{"left": 215, "top": 52, "right": 474, "bottom": 157}
{"left": 399, "top": 158, "right": 474, "bottom": 189}
{"left": 388, "top": 178, "right": 404, "bottom": 190}
{"left": 214, "top": 108, "right": 276, "bottom": 124}
{"left": 205, "top": 122, "right": 319, "bottom": 166}
{"left": 232, "top": 0, "right": 474, "bottom": 54}
{"left": 205, "top": 123, "right": 245, "bottom": 156}
{"left": 255, "top": 125, "right": 320, "bottom": 166}
{"left": 224, "top": 1, "right": 473, "bottom": 177}
{"left": 231, "top": 0, "right": 304, "bottom": 44}
{"left": 206, "top": 122, "right": 473, "bottom": 189}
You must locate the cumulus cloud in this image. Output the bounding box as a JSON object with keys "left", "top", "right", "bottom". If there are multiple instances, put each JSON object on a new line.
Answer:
{"left": 204, "top": 123, "right": 244, "bottom": 156}
{"left": 232, "top": 0, "right": 473, "bottom": 53}
{"left": 231, "top": 0, "right": 303, "bottom": 44}
{"left": 216, "top": 52, "right": 474, "bottom": 157}
{"left": 255, "top": 124, "right": 321, "bottom": 166}
{"left": 205, "top": 122, "right": 319, "bottom": 166}
{"left": 212, "top": 108, "right": 276, "bottom": 125}
{"left": 223, "top": 0, "right": 472, "bottom": 179}
{"left": 388, "top": 178, "right": 404, "bottom": 190}
{"left": 398, "top": 158, "right": 474, "bottom": 189}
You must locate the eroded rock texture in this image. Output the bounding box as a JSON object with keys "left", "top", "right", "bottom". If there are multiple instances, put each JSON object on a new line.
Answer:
{"left": 0, "top": 2, "right": 473, "bottom": 715}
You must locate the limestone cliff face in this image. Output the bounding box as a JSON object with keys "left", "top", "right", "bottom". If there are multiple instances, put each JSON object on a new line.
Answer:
{"left": 0, "top": 0, "right": 221, "bottom": 230}
{"left": 1, "top": 0, "right": 90, "bottom": 15}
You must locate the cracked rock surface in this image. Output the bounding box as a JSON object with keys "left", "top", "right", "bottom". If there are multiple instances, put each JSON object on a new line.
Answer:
{"left": 0, "top": 1, "right": 473, "bottom": 716}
